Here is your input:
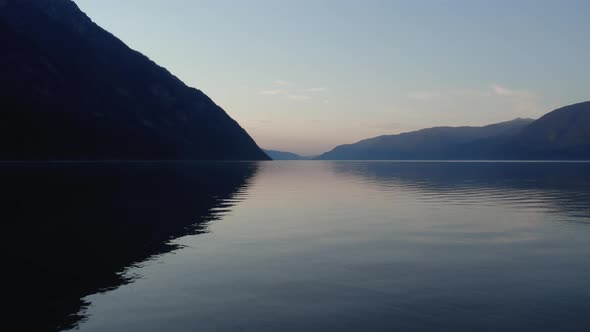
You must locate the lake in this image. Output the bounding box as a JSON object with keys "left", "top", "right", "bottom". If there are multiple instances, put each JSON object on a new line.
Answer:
{"left": 4, "top": 161, "right": 590, "bottom": 331}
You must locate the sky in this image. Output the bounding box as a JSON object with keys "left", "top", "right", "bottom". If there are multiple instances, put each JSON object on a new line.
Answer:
{"left": 75, "top": 0, "right": 590, "bottom": 155}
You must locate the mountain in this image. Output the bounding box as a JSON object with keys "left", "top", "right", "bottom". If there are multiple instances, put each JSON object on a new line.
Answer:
{"left": 451, "top": 101, "right": 590, "bottom": 160}
{"left": 319, "top": 101, "right": 590, "bottom": 160}
{"left": 0, "top": 0, "right": 269, "bottom": 160}
{"left": 510, "top": 101, "right": 590, "bottom": 158}
{"left": 264, "top": 149, "right": 309, "bottom": 160}
{"left": 317, "top": 118, "right": 534, "bottom": 160}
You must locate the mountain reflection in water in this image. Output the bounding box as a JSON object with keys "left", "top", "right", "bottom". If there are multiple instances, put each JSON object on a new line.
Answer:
{"left": 1, "top": 162, "right": 259, "bottom": 331}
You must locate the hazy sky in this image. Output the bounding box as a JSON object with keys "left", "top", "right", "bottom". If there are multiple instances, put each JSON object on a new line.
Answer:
{"left": 75, "top": 0, "right": 590, "bottom": 155}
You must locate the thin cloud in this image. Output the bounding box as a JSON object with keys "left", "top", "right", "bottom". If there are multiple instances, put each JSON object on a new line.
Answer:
{"left": 490, "top": 84, "right": 532, "bottom": 98}
{"left": 287, "top": 94, "right": 311, "bottom": 101}
{"left": 305, "top": 87, "right": 327, "bottom": 93}
{"left": 489, "top": 83, "right": 540, "bottom": 116}
{"left": 258, "top": 89, "right": 283, "bottom": 95}
{"left": 409, "top": 85, "right": 536, "bottom": 100}
{"left": 258, "top": 81, "right": 325, "bottom": 102}
{"left": 406, "top": 84, "right": 543, "bottom": 117}
{"left": 491, "top": 84, "right": 515, "bottom": 96}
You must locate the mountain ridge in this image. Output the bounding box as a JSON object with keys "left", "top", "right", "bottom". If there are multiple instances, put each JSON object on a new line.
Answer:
{"left": 317, "top": 102, "right": 590, "bottom": 160}
{"left": 317, "top": 118, "right": 536, "bottom": 160}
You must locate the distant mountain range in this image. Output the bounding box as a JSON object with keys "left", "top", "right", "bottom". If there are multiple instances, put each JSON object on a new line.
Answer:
{"left": 263, "top": 149, "right": 311, "bottom": 160}
{"left": 0, "top": 0, "right": 269, "bottom": 160}
{"left": 318, "top": 102, "right": 590, "bottom": 160}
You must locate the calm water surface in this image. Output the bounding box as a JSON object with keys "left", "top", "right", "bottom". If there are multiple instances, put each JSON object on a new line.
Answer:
{"left": 6, "top": 161, "right": 590, "bottom": 331}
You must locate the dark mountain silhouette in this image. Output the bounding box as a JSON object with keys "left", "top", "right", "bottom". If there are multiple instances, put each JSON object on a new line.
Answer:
{"left": 0, "top": 0, "right": 269, "bottom": 160}
{"left": 264, "top": 149, "right": 309, "bottom": 160}
{"left": 317, "top": 118, "right": 534, "bottom": 160}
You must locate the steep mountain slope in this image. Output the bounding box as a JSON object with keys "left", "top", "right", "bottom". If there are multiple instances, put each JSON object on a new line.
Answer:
{"left": 317, "top": 118, "right": 534, "bottom": 160}
{"left": 0, "top": 0, "right": 269, "bottom": 160}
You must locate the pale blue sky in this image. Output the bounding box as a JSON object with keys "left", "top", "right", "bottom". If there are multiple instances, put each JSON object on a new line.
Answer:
{"left": 75, "top": 0, "right": 590, "bottom": 155}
